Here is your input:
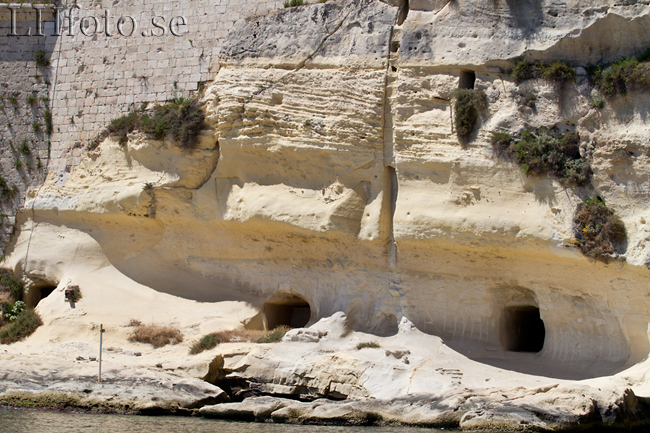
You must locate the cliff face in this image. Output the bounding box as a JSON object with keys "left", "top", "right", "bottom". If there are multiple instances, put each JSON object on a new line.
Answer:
{"left": 4, "top": 0, "right": 650, "bottom": 417}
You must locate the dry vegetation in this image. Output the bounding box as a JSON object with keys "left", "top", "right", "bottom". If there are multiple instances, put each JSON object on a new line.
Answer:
{"left": 128, "top": 323, "right": 183, "bottom": 348}
{"left": 574, "top": 197, "right": 626, "bottom": 259}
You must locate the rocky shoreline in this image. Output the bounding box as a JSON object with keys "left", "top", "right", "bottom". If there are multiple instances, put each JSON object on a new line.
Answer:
{"left": 3, "top": 388, "right": 650, "bottom": 432}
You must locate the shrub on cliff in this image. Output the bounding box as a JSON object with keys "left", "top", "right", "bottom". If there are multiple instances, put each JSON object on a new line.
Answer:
{"left": 129, "top": 323, "right": 183, "bottom": 348}
{"left": 573, "top": 197, "right": 626, "bottom": 259}
{"left": 0, "top": 269, "right": 23, "bottom": 302}
{"left": 453, "top": 88, "right": 487, "bottom": 143}
{"left": 490, "top": 130, "right": 591, "bottom": 185}
{"left": 0, "top": 308, "right": 43, "bottom": 344}
{"left": 511, "top": 59, "right": 575, "bottom": 84}
{"left": 107, "top": 97, "right": 205, "bottom": 148}
{"left": 592, "top": 57, "right": 650, "bottom": 97}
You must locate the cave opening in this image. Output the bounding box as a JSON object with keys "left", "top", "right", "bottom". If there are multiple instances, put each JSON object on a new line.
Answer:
{"left": 25, "top": 283, "right": 57, "bottom": 308}
{"left": 263, "top": 294, "right": 311, "bottom": 329}
{"left": 459, "top": 70, "right": 476, "bottom": 89}
{"left": 501, "top": 306, "right": 545, "bottom": 353}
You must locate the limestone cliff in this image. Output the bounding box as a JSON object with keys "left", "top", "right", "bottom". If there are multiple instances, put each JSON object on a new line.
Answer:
{"left": 2, "top": 0, "right": 650, "bottom": 430}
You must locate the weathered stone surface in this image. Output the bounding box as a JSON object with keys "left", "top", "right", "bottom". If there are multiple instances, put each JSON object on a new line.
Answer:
{"left": 2, "top": 1, "right": 650, "bottom": 431}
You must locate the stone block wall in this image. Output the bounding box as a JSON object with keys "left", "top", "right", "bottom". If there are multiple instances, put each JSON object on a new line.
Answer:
{"left": 48, "top": 0, "right": 283, "bottom": 172}
{"left": 0, "top": 8, "right": 55, "bottom": 251}
{"left": 0, "top": 0, "right": 284, "bottom": 253}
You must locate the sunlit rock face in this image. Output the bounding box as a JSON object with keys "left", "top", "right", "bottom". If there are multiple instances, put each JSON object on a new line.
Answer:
{"left": 9, "top": 0, "right": 650, "bottom": 382}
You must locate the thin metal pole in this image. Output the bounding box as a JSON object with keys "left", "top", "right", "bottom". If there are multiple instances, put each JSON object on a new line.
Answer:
{"left": 98, "top": 324, "right": 105, "bottom": 383}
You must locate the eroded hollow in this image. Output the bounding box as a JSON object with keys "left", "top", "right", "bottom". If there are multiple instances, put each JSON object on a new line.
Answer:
{"left": 459, "top": 70, "right": 476, "bottom": 89}
{"left": 263, "top": 293, "right": 311, "bottom": 329}
{"left": 24, "top": 278, "right": 58, "bottom": 308}
{"left": 501, "top": 306, "right": 545, "bottom": 353}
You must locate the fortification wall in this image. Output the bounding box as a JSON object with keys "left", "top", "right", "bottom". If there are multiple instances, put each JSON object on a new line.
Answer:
{"left": 48, "top": 0, "right": 283, "bottom": 170}
{"left": 0, "top": 8, "right": 55, "bottom": 252}
{"left": 0, "top": 0, "right": 283, "bottom": 252}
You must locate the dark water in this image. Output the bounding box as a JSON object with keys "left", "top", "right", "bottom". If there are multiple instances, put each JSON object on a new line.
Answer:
{"left": 0, "top": 408, "right": 455, "bottom": 433}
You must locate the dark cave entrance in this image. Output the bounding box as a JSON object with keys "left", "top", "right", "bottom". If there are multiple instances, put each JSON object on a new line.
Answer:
{"left": 263, "top": 294, "right": 311, "bottom": 329}
{"left": 501, "top": 306, "right": 545, "bottom": 353}
{"left": 25, "top": 283, "right": 57, "bottom": 308}
{"left": 459, "top": 70, "right": 476, "bottom": 89}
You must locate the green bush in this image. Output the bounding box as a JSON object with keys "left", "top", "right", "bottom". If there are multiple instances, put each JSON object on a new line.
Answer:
{"left": 356, "top": 341, "right": 380, "bottom": 350}
{"left": 490, "top": 130, "right": 590, "bottom": 185}
{"left": 540, "top": 62, "right": 575, "bottom": 83}
{"left": 189, "top": 333, "right": 220, "bottom": 355}
{"left": 574, "top": 197, "right": 626, "bottom": 258}
{"left": 453, "top": 88, "right": 487, "bottom": 143}
{"left": 511, "top": 59, "right": 575, "bottom": 84}
{"left": 512, "top": 59, "right": 535, "bottom": 84}
{"left": 0, "top": 269, "right": 23, "bottom": 301}
{"left": 593, "top": 58, "right": 650, "bottom": 97}
{"left": 107, "top": 97, "right": 205, "bottom": 148}
{"left": 0, "top": 308, "right": 42, "bottom": 344}
{"left": 4, "top": 301, "right": 26, "bottom": 322}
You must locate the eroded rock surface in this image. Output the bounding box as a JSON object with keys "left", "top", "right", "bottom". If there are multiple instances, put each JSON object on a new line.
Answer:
{"left": 2, "top": 0, "right": 650, "bottom": 430}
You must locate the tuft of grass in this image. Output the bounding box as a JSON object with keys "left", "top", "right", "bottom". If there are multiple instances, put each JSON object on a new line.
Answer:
{"left": 32, "top": 122, "right": 41, "bottom": 134}
{"left": 490, "top": 130, "right": 590, "bottom": 185}
{"left": 257, "top": 325, "right": 290, "bottom": 343}
{"left": 519, "top": 92, "right": 538, "bottom": 109}
{"left": 26, "top": 94, "right": 37, "bottom": 106}
{"left": 590, "top": 96, "right": 605, "bottom": 109}
{"left": 34, "top": 50, "right": 50, "bottom": 68}
{"left": 128, "top": 323, "right": 183, "bottom": 348}
{"left": 189, "top": 333, "right": 220, "bottom": 354}
{"left": 0, "top": 181, "right": 18, "bottom": 200}
{"left": 43, "top": 109, "right": 53, "bottom": 135}
{"left": 356, "top": 341, "right": 380, "bottom": 350}
{"left": 107, "top": 97, "right": 205, "bottom": 148}
{"left": 511, "top": 59, "right": 575, "bottom": 84}
{"left": 574, "top": 197, "right": 626, "bottom": 258}
{"left": 284, "top": 0, "right": 307, "bottom": 6}
{"left": 8, "top": 96, "right": 18, "bottom": 106}
{"left": 19, "top": 140, "right": 30, "bottom": 155}
{"left": 189, "top": 326, "right": 290, "bottom": 354}
{"left": 453, "top": 88, "right": 487, "bottom": 143}
{"left": 0, "top": 308, "right": 42, "bottom": 344}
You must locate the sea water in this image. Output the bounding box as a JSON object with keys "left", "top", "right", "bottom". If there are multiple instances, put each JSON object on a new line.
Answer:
{"left": 0, "top": 408, "right": 456, "bottom": 433}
